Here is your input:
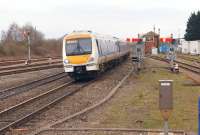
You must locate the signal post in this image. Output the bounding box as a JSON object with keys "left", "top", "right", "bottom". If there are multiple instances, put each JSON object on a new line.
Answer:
{"left": 24, "top": 31, "right": 31, "bottom": 65}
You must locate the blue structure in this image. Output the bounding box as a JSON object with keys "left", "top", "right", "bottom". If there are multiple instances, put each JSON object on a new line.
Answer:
{"left": 159, "top": 43, "right": 170, "bottom": 53}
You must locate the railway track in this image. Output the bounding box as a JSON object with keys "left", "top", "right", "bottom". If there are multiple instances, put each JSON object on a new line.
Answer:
{"left": 0, "top": 72, "right": 67, "bottom": 100}
{"left": 0, "top": 57, "right": 61, "bottom": 67}
{"left": 177, "top": 55, "right": 200, "bottom": 63}
{"left": 0, "top": 59, "right": 46, "bottom": 67}
{"left": 0, "top": 56, "right": 61, "bottom": 62}
{"left": 151, "top": 56, "right": 200, "bottom": 74}
{"left": 0, "top": 80, "right": 94, "bottom": 135}
{"left": 0, "top": 62, "right": 63, "bottom": 76}
{"left": 0, "top": 60, "right": 61, "bottom": 71}
{"left": 174, "top": 60, "right": 200, "bottom": 73}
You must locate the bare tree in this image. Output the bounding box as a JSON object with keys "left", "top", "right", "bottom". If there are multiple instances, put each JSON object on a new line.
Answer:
{"left": 5, "top": 23, "right": 21, "bottom": 43}
{"left": 2, "top": 22, "right": 45, "bottom": 47}
{"left": 0, "top": 22, "right": 61, "bottom": 57}
{"left": 22, "top": 23, "right": 44, "bottom": 46}
{"left": 0, "top": 30, "right": 7, "bottom": 44}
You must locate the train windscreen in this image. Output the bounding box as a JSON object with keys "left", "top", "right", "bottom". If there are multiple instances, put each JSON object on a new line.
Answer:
{"left": 65, "top": 38, "right": 92, "bottom": 56}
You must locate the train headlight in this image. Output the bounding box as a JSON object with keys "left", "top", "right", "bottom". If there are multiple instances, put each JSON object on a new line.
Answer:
{"left": 64, "top": 59, "right": 69, "bottom": 64}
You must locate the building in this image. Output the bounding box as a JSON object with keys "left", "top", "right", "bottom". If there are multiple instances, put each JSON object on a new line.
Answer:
{"left": 179, "top": 39, "right": 200, "bottom": 55}
{"left": 142, "top": 31, "right": 160, "bottom": 54}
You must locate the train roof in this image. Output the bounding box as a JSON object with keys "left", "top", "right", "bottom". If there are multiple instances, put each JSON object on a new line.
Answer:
{"left": 63, "top": 30, "right": 120, "bottom": 41}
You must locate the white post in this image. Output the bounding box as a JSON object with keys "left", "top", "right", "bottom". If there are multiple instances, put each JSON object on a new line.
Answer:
{"left": 164, "top": 120, "right": 169, "bottom": 135}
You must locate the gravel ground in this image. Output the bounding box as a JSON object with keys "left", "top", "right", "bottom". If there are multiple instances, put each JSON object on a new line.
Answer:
{"left": 37, "top": 58, "right": 198, "bottom": 135}
{"left": 0, "top": 68, "right": 64, "bottom": 90}
{"left": 5, "top": 57, "right": 197, "bottom": 135}
{"left": 7, "top": 59, "right": 133, "bottom": 135}
{"left": 40, "top": 66, "right": 143, "bottom": 135}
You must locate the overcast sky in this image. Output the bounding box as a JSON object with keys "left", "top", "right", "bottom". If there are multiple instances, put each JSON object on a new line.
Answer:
{"left": 0, "top": 0, "right": 199, "bottom": 39}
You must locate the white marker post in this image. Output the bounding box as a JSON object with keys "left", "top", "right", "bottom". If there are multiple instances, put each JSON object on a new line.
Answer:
{"left": 159, "top": 80, "right": 173, "bottom": 135}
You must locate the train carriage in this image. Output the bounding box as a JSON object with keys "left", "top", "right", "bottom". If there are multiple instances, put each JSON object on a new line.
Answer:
{"left": 63, "top": 31, "right": 130, "bottom": 80}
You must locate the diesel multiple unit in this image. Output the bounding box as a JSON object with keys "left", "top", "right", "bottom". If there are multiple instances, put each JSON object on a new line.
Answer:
{"left": 63, "top": 31, "right": 130, "bottom": 79}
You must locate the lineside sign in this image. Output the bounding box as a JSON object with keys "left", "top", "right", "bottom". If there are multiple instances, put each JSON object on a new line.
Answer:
{"left": 159, "top": 80, "right": 173, "bottom": 135}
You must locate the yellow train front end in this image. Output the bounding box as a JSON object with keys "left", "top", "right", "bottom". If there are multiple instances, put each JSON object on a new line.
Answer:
{"left": 63, "top": 32, "right": 99, "bottom": 80}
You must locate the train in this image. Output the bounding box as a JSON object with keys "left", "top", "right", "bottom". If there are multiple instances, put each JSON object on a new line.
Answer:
{"left": 62, "top": 31, "right": 130, "bottom": 80}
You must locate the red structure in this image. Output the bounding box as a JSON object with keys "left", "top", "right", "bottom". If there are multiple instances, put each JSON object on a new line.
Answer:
{"left": 132, "top": 38, "right": 142, "bottom": 42}
{"left": 126, "top": 38, "right": 142, "bottom": 43}
{"left": 126, "top": 38, "right": 131, "bottom": 42}
{"left": 142, "top": 31, "right": 160, "bottom": 54}
{"left": 160, "top": 38, "right": 173, "bottom": 43}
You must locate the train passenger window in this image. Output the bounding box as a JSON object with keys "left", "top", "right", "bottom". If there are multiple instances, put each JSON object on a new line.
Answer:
{"left": 106, "top": 40, "right": 115, "bottom": 54}
{"left": 106, "top": 41, "right": 111, "bottom": 54}
{"left": 96, "top": 39, "right": 102, "bottom": 56}
{"left": 109, "top": 41, "right": 116, "bottom": 53}
{"left": 113, "top": 41, "right": 118, "bottom": 52}
{"left": 115, "top": 41, "right": 120, "bottom": 52}
{"left": 111, "top": 41, "right": 115, "bottom": 53}
{"left": 100, "top": 40, "right": 108, "bottom": 55}
{"left": 98, "top": 40, "right": 104, "bottom": 55}
{"left": 104, "top": 40, "right": 109, "bottom": 55}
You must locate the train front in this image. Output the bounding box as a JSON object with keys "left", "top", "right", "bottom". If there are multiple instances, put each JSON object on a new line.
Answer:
{"left": 62, "top": 32, "right": 99, "bottom": 80}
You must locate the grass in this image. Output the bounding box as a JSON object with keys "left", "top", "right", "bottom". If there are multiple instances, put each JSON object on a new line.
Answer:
{"left": 97, "top": 59, "right": 200, "bottom": 133}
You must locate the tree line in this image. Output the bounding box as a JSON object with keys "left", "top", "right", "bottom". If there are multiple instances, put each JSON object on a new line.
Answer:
{"left": 185, "top": 11, "right": 200, "bottom": 41}
{"left": 0, "top": 23, "right": 61, "bottom": 58}
{"left": 0, "top": 23, "right": 45, "bottom": 46}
